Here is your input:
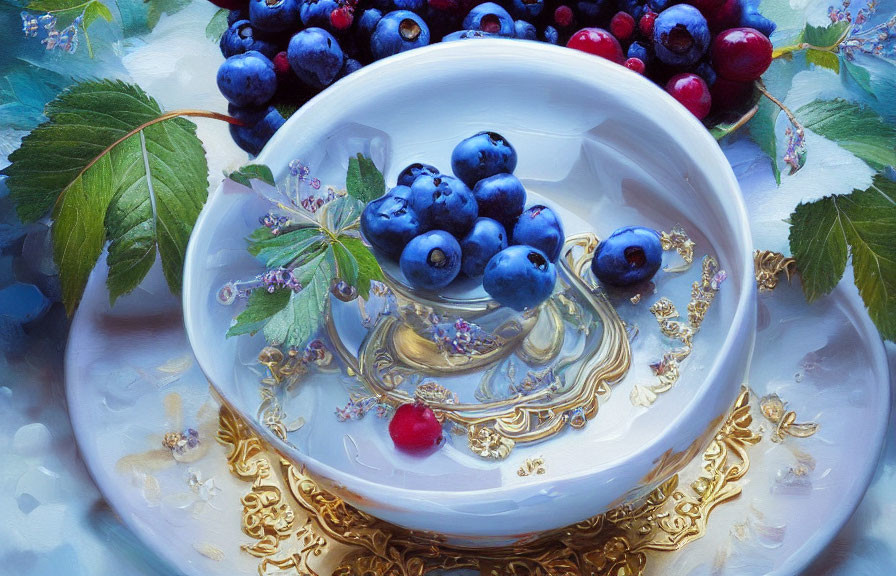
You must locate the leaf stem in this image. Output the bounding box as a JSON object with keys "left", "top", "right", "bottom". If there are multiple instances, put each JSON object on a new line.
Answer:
{"left": 755, "top": 79, "right": 805, "bottom": 137}
{"left": 771, "top": 25, "right": 852, "bottom": 59}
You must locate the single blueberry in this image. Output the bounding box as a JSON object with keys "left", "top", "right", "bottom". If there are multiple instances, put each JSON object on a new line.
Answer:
{"left": 357, "top": 8, "right": 383, "bottom": 37}
{"left": 617, "top": 0, "right": 645, "bottom": 18}
{"left": 512, "top": 204, "right": 565, "bottom": 262}
{"left": 300, "top": 0, "right": 339, "bottom": 28}
{"left": 361, "top": 187, "right": 424, "bottom": 259}
{"left": 340, "top": 58, "right": 363, "bottom": 77}
{"left": 287, "top": 27, "right": 344, "bottom": 89}
{"left": 460, "top": 217, "right": 508, "bottom": 277}
{"left": 483, "top": 245, "right": 556, "bottom": 311}
{"left": 249, "top": 0, "right": 301, "bottom": 33}
{"left": 695, "top": 61, "right": 717, "bottom": 86}
{"left": 590, "top": 226, "right": 663, "bottom": 287}
{"left": 371, "top": 10, "right": 430, "bottom": 60}
{"left": 228, "top": 104, "right": 285, "bottom": 156}
{"left": 451, "top": 131, "right": 518, "bottom": 188}
{"left": 442, "top": 29, "right": 498, "bottom": 41}
{"left": 217, "top": 51, "right": 277, "bottom": 107}
{"left": 220, "top": 20, "right": 279, "bottom": 58}
{"left": 397, "top": 163, "right": 439, "bottom": 187}
{"left": 409, "top": 174, "right": 478, "bottom": 237}
{"left": 647, "top": 0, "right": 674, "bottom": 11}
{"left": 510, "top": 0, "right": 544, "bottom": 19}
{"left": 0, "top": 283, "right": 49, "bottom": 324}
{"left": 472, "top": 173, "right": 526, "bottom": 227}
{"left": 514, "top": 19, "right": 537, "bottom": 40}
{"left": 627, "top": 40, "right": 651, "bottom": 62}
{"left": 399, "top": 230, "right": 462, "bottom": 290}
{"left": 463, "top": 2, "right": 514, "bottom": 37}
{"left": 542, "top": 25, "right": 559, "bottom": 44}
{"left": 740, "top": 8, "right": 776, "bottom": 37}
{"left": 652, "top": 4, "right": 710, "bottom": 67}
{"left": 393, "top": 0, "right": 427, "bottom": 13}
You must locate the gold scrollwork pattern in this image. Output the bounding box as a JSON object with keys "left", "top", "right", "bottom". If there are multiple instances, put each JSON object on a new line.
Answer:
{"left": 218, "top": 387, "right": 771, "bottom": 576}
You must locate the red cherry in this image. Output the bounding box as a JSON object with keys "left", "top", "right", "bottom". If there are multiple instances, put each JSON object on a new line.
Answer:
{"left": 330, "top": 6, "right": 354, "bottom": 30}
{"left": 712, "top": 27, "right": 773, "bottom": 82}
{"left": 554, "top": 5, "right": 574, "bottom": 28}
{"left": 707, "top": 0, "right": 742, "bottom": 33}
{"left": 566, "top": 28, "right": 625, "bottom": 64}
{"left": 665, "top": 73, "right": 712, "bottom": 120}
{"left": 388, "top": 402, "right": 443, "bottom": 453}
{"left": 207, "top": 0, "right": 246, "bottom": 9}
{"left": 710, "top": 77, "right": 754, "bottom": 112}
{"left": 638, "top": 9, "right": 657, "bottom": 37}
{"left": 272, "top": 51, "right": 291, "bottom": 79}
{"left": 624, "top": 57, "right": 645, "bottom": 74}
{"left": 609, "top": 11, "right": 635, "bottom": 42}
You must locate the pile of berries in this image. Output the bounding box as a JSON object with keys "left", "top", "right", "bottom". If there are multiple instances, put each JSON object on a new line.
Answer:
{"left": 213, "top": 0, "right": 776, "bottom": 154}
{"left": 360, "top": 131, "right": 564, "bottom": 311}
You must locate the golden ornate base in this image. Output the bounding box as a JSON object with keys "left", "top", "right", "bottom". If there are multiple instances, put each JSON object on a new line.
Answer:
{"left": 215, "top": 387, "right": 784, "bottom": 576}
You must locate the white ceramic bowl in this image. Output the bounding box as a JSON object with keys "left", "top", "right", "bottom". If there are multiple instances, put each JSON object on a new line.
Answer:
{"left": 184, "top": 39, "right": 756, "bottom": 545}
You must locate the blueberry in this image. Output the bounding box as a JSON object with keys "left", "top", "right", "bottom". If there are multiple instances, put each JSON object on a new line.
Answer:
{"left": 695, "top": 61, "right": 716, "bottom": 86}
{"left": 361, "top": 187, "right": 424, "bottom": 259}
{"left": 653, "top": 4, "right": 710, "bottom": 67}
{"left": 471, "top": 173, "right": 526, "bottom": 227}
{"left": 393, "top": 0, "right": 427, "bottom": 13}
{"left": 451, "top": 131, "right": 517, "bottom": 188}
{"left": 616, "top": 0, "right": 645, "bottom": 19}
{"left": 590, "top": 226, "right": 662, "bottom": 287}
{"left": 399, "top": 230, "right": 462, "bottom": 290}
{"left": 370, "top": 10, "right": 430, "bottom": 59}
{"left": 514, "top": 19, "right": 537, "bottom": 40}
{"left": 287, "top": 27, "right": 344, "bottom": 89}
{"left": 217, "top": 51, "right": 277, "bottom": 107}
{"left": 357, "top": 8, "right": 384, "bottom": 37}
{"left": 397, "top": 162, "right": 439, "bottom": 187}
{"left": 300, "top": 0, "right": 339, "bottom": 28}
{"left": 220, "top": 20, "right": 279, "bottom": 58}
{"left": 627, "top": 40, "right": 651, "bottom": 62}
{"left": 463, "top": 2, "right": 514, "bottom": 36}
{"left": 512, "top": 204, "right": 564, "bottom": 262}
{"left": 647, "top": 0, "right": 675, "bottom": 11}
{"left": 740, "top": 7, "right": 776, "bottom": 37}
{"left": 409, "top": 174, "right": 478, "bottom": 237}
{"left": 228, "top": 104, "right": 285, "bottom": 155}
{"left": 510, "top": 0, "right": 544, "bottom": 19}
{"left": 460, "top": 218, "right": 508, "bottom": 277}
{"left": 249, "top": 0, "right": 301, "bottom": 33}
{"left": 483, "top": 245, "right": 556, "bottom": 310}
{"left": 228, "top": 8, "right": 248, "bottom": 24}
{"left": 577, "top": 0, "right": 605, "bottom": 20}
{"left": 542, "top": 25, "right": 559, "bottom": 44}
{"left": 442, "top": 29, "right": 498, "bottom": 40}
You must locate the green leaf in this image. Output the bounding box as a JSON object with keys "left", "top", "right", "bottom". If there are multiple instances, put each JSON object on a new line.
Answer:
{"left": 749, "top": 94, "right": 781, "bottom": 184}
{"left": 263, "top": 249, "right": 334, "bottom": 348}
{"left": 324, "top": 194, "right": 365, "bottom": 233}
{"left": 806, "top": 49, "right": 840, "bottom": 73}
{"left": 789, "top": 195, "right": 849, "bottom": 302}
{"left": 205, "top": 8, "right": 229, "bottom": 42}
{"left": 228, "top": 163, "right": 275, "bottom": 187}
{"left": 801, "top": 21, "right": 851, "bottom": 49}
{"left": 841, "top": 57, "right": 875, "bottom": 98}
{"left": 226, "top": 288, "right": 291, "bottom": 337}
{"left": 146, "top": 0, "right": 191, "bottom": 30}
{"left": 345, "top": 154, "right": 385, "bottom": 203}
{"left": 248, "top": 227, "right": 325, "bottom": 268}
{"left": 82, "top": 0, "right": 114, "bottom": 28}
{"left": 332, "top": 241, "right": 359, "bottom": 287}
{"left": 798, "top": 99, "right": 896, "bottom": 171}
{"left": 337, "top": 235, "right": 384, "bottom": 300}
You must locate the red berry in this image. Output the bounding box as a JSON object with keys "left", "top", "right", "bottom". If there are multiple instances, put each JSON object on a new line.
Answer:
{"left": 665, "top": 73, "right": 711, "bottom": 120}
{"left": 330, "top": 6, "right": 354, "bottom": 30}
{"left": 710, "top": 77, "right": 754, "bottom": 112}
{"left": 554, "top": 5, "right": 574, "bottom": 28}
{"left": 388, "top": 402, "right": 443, "bottom": 452}
{"left": 707, "top": 0, "right": 742, "bottom": 33}
{"left": 609, "top": 11, "right": 635, "bottom": 41}
{"left": 566, "top": 28, "right": 625, "bottom": 64}
{"left": 712, "top": 27, "right": 772, "bottom": 82}
{"left": 688, "top": 0, "right": 725, "bottom": 18}
{"left": 272, "top": 51, "right": 291, "bottom": 78}
{"left": 638, "top": 10, "right": 657, "bottom": 37}
{"left": 207, "top": 0, "right": 246, "bottom": 9}
{"left": 624, "top": 57, "right": 645, "bottom": 74}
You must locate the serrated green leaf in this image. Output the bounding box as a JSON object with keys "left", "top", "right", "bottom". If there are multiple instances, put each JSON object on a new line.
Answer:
{"left": 228, "top": 163, "right": 275, "bottom": 187}
{"left": 798, "top": 99, "right": 896, "bottom": 170}
{"left": 841, "top": 57, "right": 875, "bottom": 98}
{"left": 806, "top": 49, "right": 840, "bottom": 73}
{"left": 226, "top": 288, "right": 291, "bottom": 337}
{"left": 82, "top": 0, "right": 114, "bottom": 28}
{"left": 263, "top": 249, "right": 334, "bottom": 348}
{"left": 248, "top": 227, "right": 325, "bottom": 268}
{"left": 345, "top": 154, "right": 385, "bottom": 203}
{"left": 332, "top": 241, "right": 359, "bottom": 287}
{"left": 802, "top": 21, "right": 851, "bottom": 49}
{"left": 337, "top": 235, "right": 384, "bottom": 299}
{"left": 324, "top": 194, "right": 365, "bottom": 233}
{"left": 205, "top": 8, "right": 229, "bottom": 42}
{"left": 749, "top": 95, "right": 781, "bottom": 184}
{"left": 789, "top": 196, "right": 849, "bottom": 301}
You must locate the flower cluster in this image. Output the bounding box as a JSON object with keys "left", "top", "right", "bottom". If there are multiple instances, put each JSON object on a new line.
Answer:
{"left": 831, "top": 0, "right": 896, "bottom": 59}
{"left": 21, "top": 12, "right": 80, "bottom": 54}
{"left": 783, "top": 125, "right": 806, "bottom": 174}
{"left": 259, "top": 213, "right": 289, "bottom": 235}
{"left": 261, "top": 268, "right": 303, "bottom": 293}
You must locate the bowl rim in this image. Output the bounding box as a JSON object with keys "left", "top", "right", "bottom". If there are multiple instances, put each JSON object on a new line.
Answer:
{"left": 184, "top": 39, "right": 757, "bottom": 506}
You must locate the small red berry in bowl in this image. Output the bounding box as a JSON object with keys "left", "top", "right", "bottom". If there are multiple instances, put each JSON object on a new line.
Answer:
{"left": 330, "top": 6, "right": 354, "bottom": 30}
{"left": 609, "top": 11, "right": 635, "bottom": 41}
{"left": 566, "top": 27, "right": 624, "bottom": 64}
{"left": 711, "top": 27, "right": 773, "bottom": 82}
{"left": 388, "top": 402, "right": 443, "bottom": 453}
{"left": 624, "top": 57, "right": 645, "bottom": 74}
{"left": 638, "top": 9, "right": 657, "bottom": 37}
{"left": 554, "top": 5, "right": 574, "bottom": 28}
{"left": 665, "top": 73, "right": 711, "bottom": 120}
{"left": 272, "top": 51, "right": 292, "bottom": 78}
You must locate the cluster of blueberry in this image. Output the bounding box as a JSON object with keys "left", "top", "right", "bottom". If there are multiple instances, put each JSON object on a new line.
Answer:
{"left": 213, "top": 0, "right": 777, "bottom": 154}
{"left": 360, "top": 131, "right": 563, "bottom": 311}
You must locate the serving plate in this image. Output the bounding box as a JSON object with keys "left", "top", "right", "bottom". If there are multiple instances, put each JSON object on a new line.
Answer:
{"left": 182, "top": 39, "right": 756, "bottom": 542}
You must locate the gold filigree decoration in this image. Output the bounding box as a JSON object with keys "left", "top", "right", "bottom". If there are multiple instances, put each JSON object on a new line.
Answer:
{"left": 468, "top": 425, "right": 516, "bottom": 460}
{"left": 632, "top": 256, "right": 724, "bottom": 407}
{"left": 759, "top": 393, "right": 819, "bottom": 443}
{"left": 219, "top": 387, "right": 770, "bottom": 576}
{"left": 660, "top": 225, "right": 696, "bottom": 272}
{"left": 414, "top": 381, "right": 457, "bottom": 404}
{"left": 754, "top": 250, "right": 797, "bottom": 292}
{"left": 517, "top": 457, "right": 546, "bottom": 477}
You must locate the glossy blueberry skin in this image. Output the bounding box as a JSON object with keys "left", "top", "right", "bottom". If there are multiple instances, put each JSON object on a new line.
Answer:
{"left": 371, "top": 10, "right": 431, "bottom": 60}
{"left": 217, "top": 51, "right": 277, "bottom": 107}
{"left": 300, "top": 0, "right": 338, "bottom": 28}
{"left": 409, "top": 174, "right": 478, "bottom": 237}
{"left": 228, "top": 104, "right": 285, "bottom": 156}
{"left": 357, "top": 8, "right": 383, "bottom": 37}
{"left": 542, "top": 25, "right": 559, "bottom": 44}
{"left": 514, "top": 19, "right": 537, "bottom": 40}
{"left": 442, "top": 30, "right": 497, "bottom": 41}
{"left": 627, "top": 40, "right": 651, "bottom": 62}
{"left": 287, "top": 27, "right": 344, "bottom": 89}
{"left": 591, "top": 226, "right": 663, "bottom": 287}
{"left": 361, "top": 187, "right": 424, "bottom": 259}
{"left": 463, "top": 2, "right": 515, "bottom": 36}
{"left": 510, "top": 0, "right": 544, "bottom": 19}
{"left": 460, "top": 218, "right": 508, "bottom": 277}
{"left": 451, "top": 131, "right": 518, "bottom": 188}
{"left": 472, "top": 173, "right": 526, "bottom": 227}
{"left": 511, "top": 204, "right": 564, "bottom": 262}
{"left": 483, "top": 245, "right": 556, "bottom": 311}
{"left": 220, "top": 20, "right": 279, "bottom": 58}
{"left": 249, "top": 0, "right": 301, "bottom": 33}
{"left": 399, "top": 230, "right": 462, "bottom": 290}
{"left": 740, "top": 7, "right": 776, "bottom": 37}
{"left": 397, "top": 163, "right": 439, "bottom": 187}
{"left": 652, "top": 4, "right": 710, "bottom": 67}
